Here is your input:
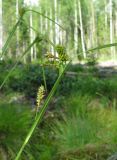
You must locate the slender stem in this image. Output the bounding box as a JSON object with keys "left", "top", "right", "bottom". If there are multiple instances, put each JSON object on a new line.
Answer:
{"left": 26, "top": 9, "right": 64, "bottom": 30}
{"left": 14, "top": 62, "right": 70, "bottom": 160}
{"left": 0, "top": 8, "right": 63, "bottom": 59}
{"left": 42, "top": 64, "right": 47, "bottom": 93}
{"left": 78, "top": 42, "right": 117, "bottom": 56}
{"left": 0, "top": 16, "right": 23, "bottom": 58}
{"left": 25, "top": 23, "right": 58, "bottom": 51}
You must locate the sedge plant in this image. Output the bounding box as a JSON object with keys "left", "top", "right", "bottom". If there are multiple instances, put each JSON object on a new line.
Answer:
{"left": 1, "top": 6, "right": 117, "bottom": 160}
{"left": 0, "top": 8, "right": 70, "bottom": 160}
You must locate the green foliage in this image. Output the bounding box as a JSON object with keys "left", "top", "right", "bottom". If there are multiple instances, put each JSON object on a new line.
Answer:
{"left": 15, "top": 63, "right": 69, "bottom": 160}
{"left": 60, "top": 71, "right": 117, "bottom": 99}
{"left": 52, "top": 94, "right": 117, "bottom": 160}
{"left": 1, "top": 1, "right": 117, "bottom": 159}
{"left": 0, "top": 103, "right": 32, "bottom": 159}
{"left": 54, "top": 116, "right": 99, "bottom": 152}
{"left": 0, "top": 62, "right": 58, "bottom": 97}
{"left": 86, "top": 53, "right": 98, "bottom": 65}
{"left": 0, "top": 102, "right": 57, "bottom": 160}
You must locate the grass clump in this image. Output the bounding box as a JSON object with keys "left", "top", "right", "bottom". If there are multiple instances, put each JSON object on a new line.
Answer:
{"left": 52, "top": 94, "right": 117, "bottom": 160}
{"left": 0, "top": 103, "right": 32, "bottom": 159}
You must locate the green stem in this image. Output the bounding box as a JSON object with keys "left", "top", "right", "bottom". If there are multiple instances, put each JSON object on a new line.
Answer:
{"left": 0, "top": 8, "right": 63, "bottom": 59}
{"left": 0, "top": 16, "right": 23, "bottom": 58}
{"left": 78, "top": 42, "right": 117, "bottom": 56}
{"left": 42, "top": 64, "right": 47, "bottom": 93}
{"left": 26, "top": 9, "right": 64, "bottom": 30}
{"left": 14, "top": 62, "right": 70, "bottom": 160}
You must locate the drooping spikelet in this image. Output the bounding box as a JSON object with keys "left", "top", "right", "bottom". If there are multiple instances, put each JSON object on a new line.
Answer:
{"left": 45, "top": 52, "right": 55, "bottom": 59}
{"left": 36, "top": 85, "right": 45, "bottom": 111}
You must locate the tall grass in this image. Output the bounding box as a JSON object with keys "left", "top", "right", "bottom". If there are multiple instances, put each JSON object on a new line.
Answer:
{"left": 0, "top": 103, "right": 32, "bottom": 159}
{"left": 53, "top": 94, "right": 117, "bottom": 159}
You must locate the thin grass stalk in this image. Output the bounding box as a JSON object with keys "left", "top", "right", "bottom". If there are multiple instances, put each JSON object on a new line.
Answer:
{"left": 27, "top": 26, "right": 56, "bottom": 51}
{"left": 14, "top": 62, "right": 70, "bottom": 160}
{"left": 0, "top": 9, "right": 64, "bottom": 59}
{"left": 42, "top": 64, "right": 47, "bottom": 93}
{"left": 86, "top": 42, "right": 117, "bottom": 53}
{"left": 17, "top": 24, "right": 56, "bottom": 93}
{"left": 0, "top": 34, "right": 56, "bottom": 90}
{"left": 0, "top": 16, "right": 23, "bottom": 58}
{"left": 26, "top": 9, "right": 64, "bottom": 30}
{"left": 79, "top": 42, "right": 117, "bottom": 56}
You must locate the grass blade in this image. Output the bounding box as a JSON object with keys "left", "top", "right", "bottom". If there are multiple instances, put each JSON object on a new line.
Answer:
{"left": 86, "top": 43, "right": 117, "bottom": 53}
{"left": 26, "top": 9, "right": 64, "bottom": 30}
{"left": 78, "top": 42, "right": 117, "bottom": 56}
{"left": 14, "top": 62, "right": 70, "bottom": 160}
{"left": 0, "top": 17, "right": 23, "bottom": 58}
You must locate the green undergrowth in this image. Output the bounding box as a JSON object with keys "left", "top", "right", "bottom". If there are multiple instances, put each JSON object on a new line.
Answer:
{"left": 52, "top": 94, "right": 117, "bottom": 160}
{"left": 0, "top": 61, "right": 117, "bottom": 159}
{"left": 1, "top": 60, "right": 117, "bottom": 100}
{"left": 0, "top": 102, "right": 56, "bottom": 160}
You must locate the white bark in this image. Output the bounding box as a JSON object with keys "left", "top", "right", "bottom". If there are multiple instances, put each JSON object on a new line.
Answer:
{"left": 54, "top": 0, "right": 59, "bottom": 45}
{"left": 109, "top": 0, "right": 115, "bottom": 59}
{"left": 24, "top": 0, "right": 38, "bottom": 61}
{"left": 40, "top": 7, "right": 43, "bottom": 33}
{"left": 30, "top": 10, "right": 34, "bottom": 61}
{"left": 45, "top": 11, "right": 48, "bottom": 31}
{"left": 78, "top": 0, "right": 86, "bottom": 58}
{"left": 74, "top": 0, "right": 78, "bottom": 54}
{"left": 116, "top": 12, "right": 117, "bottom": 37}
{"left": 58, "top": 2, "right": 62, "bottom": 44}
{"left": 105, "top": 0, "right": 108, "bottom": 29}
{"left": 0, "top": 0, "right": 3, "bottom": 53}
{"left": 91, "top": 0, "right": 96, "bottom": 47}
{"left": 50, "top": 8, "right": 54, "bottom": 53}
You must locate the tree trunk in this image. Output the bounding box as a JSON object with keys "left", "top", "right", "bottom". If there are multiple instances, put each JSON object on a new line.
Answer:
{"left": 74, "top": 0, "right": 78, "bottom": 55}
{"left": 105, "top": 0, "right": 108, "bottom": 29}
{"left": 78, "top": 0, "right": 86, "bottom": 58}
{"left": 115, "top": 12, "right": 117, "bottom": 37}
{"left": 0, "top": 0, "right": 3, "bottom": 55}
{"left": 91, "top": 0, "right": 96, "bottom": 47}
{"left": 30, "top": 9, "right": 34, "bottom": 61}
{"left": 50, "top": 8, "right": 54, "bottom": 53}
{"left": 54, "top": 0, "right": 59, "bottom": 46}
{"left": 109, "top": 0, "right": 115, "bottom": 60}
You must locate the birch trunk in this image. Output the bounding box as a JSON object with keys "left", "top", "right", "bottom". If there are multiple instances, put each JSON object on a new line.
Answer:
{"left": 50, "top": 8, "right": 54, "bottom": 53}
{"left": 74, "top": 0, "right": 78, "bottom": 55}
{"left": 0, "top": 0, "right": 3, "bottom": 55}
{"left": 105, "top": 0, "right": 108, "bottom": 29}
{"left": 78, "top": 0, "right": 86, "bottom": 58}
{"left": 109, "top": 0, "right": 115, "bottom": 59}
{"left": 30, "top": 9, "right": 34, "bottom": 61}
{"left": 115, "top": 12, "right": 117, "bottom": 37}
{"left": 91, "top": 0, "right": 96, "bottom": 47}
{"left": 40, "top": 7, "right": 43, "bottom": 33}
{"left": 54, "top": 0, "right": 59, "bottom": 46}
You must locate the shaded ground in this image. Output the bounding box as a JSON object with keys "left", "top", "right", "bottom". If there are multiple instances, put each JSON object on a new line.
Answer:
{"left": 67, "top": 61, "right": 117, "bottom": 78}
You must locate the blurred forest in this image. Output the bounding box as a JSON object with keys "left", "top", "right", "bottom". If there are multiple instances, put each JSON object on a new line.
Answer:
{"left": 1, "top": 0, "right": 117, "bottom": 62}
